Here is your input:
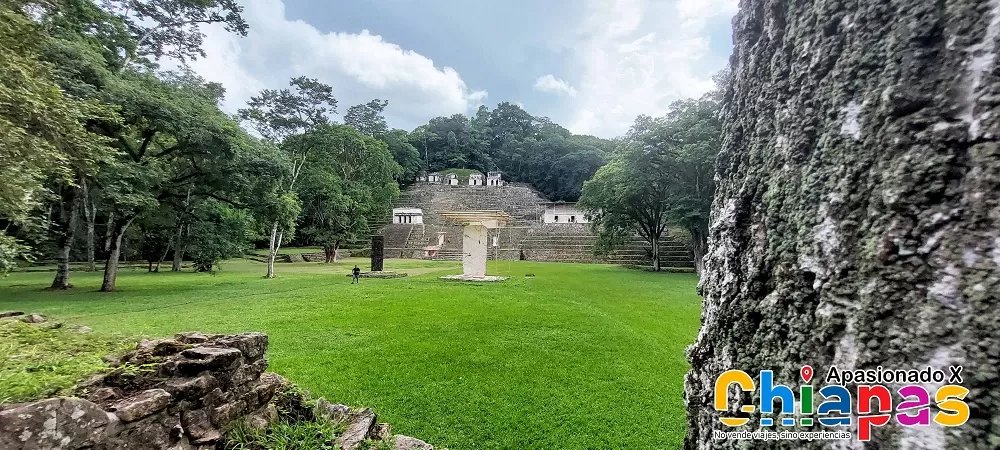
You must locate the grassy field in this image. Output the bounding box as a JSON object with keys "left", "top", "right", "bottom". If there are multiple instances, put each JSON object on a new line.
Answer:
{"left": 0, "top": 257, "right": 702, "bottom": 450}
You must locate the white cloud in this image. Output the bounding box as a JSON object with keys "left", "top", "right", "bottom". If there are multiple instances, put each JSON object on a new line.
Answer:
{"left": 533, "top": 74, "right": 578, "bottom": 97}
{"left": 563, "top": 0, "right": 737, "bottom": 137}
{"left": 182, "top": 0, "right": 486, "bottom": 130}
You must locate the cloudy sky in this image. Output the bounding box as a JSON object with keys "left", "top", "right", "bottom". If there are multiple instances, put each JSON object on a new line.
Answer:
{"left": 185, "top": 0, "right": 738, "bottom": 139}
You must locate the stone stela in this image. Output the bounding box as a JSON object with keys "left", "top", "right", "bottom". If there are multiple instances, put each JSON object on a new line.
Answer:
{"left": 439, "top": 210, "right": 511, "bottom": 281}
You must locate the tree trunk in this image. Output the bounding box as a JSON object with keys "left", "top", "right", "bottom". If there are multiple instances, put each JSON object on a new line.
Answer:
{"left": 689, "top": 226, "right": 707, "bottom": 277}
{"left": 171, "top": 221, "right": 184, "bottom": 271}
{"left": 266, "top": 222, "right": 280, "bottom": 278}
{"left": 50, "top": 184, "right": 81, "bottom": 289}
{"left": 685, "top": 2, "right": 999, "bottom": 449}
{"left": 82, "top": 180, "right": 97, "bottom": 272}
{"left": 103, "top": 212, "right": 115, "bottom": 252}
{"left": 101, "top": 216, "right": 135, "bottom": 292}
{"left": 650, "top": 235, "right": 661, "bottom": 272}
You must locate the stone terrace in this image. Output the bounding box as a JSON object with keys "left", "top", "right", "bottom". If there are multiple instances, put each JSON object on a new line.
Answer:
{"left": 381, "top": 183, "right": 695, "bottom": 269}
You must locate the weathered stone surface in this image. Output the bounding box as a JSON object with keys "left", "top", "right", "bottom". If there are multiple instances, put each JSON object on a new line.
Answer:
{"left": 226, "top": 358, "right": 267, "bottom": 387}
{"left": 112, "top": 389, "right": 171, "bottom": 422}
{"left": 315, "top": 398, "right": 352, "bottom": 423}
{"left": 0, "top": 310, "right": 24, "bottom": 318}
{"left": 159, "top": 375, "right": 218, "bottom": 399}
{"left": 0, "top": 398, "right": 117, "bottom": 450}
{"left": 209, "top": 399, "right": 247, "bottom": 427}
{"left": 335, "top": 408, "right": 377, "bottom": 450}
{"left": 394, "top": 435, "right": 434, "bottom": 450}
{"left": 175, "top": 331, "right": 215, "bottom": 344}
{"left": 371, "top": 235, "right": 385, "bottom": 271}
{"left": 181, "top": 409, "right": 219, "bottom": 444}
{"left": 1, "top": 329, "right": 438, "bottom": 450}
{"left": 176, "top": 347, "right": 242, "bottom": 374}
{"left": 243, "top": 404, "right": 278, "bottom": 430}
{"left": 213, "top": 333, "right": 268, "bottom": 359}
{"left": 21, "top": 313, "right": 46, "bottom": 323}
{"left": 87, "top": 387, "right": 122, "bottom": 404}
{"left": 372, "top": 422, "right": 391, "bottom": 440}
{"left": 686, "top": 1, "right": 1000, "bottom": 449}
{"left": 101, "top": 411, "right": 178, "bottom": 450}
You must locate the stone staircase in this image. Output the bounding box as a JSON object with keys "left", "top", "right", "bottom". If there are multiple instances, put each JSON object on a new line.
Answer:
{"left": 377, "top": 182, "right": 696, "bottom": 268}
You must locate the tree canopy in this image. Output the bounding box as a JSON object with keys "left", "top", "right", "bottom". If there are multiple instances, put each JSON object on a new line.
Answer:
{"left": 579, "top": 90, "right": 722, "bottom": 273}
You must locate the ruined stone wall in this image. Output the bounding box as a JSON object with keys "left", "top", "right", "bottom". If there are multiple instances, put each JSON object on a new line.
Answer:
{"left": 686, "top": 1, "right": 1000, "bottom": 449}
{"left": 1, "top": 332, "right": 278, "bottom": 449}
{"left": 0, "top": 330, "right": 438, "bottom": 450}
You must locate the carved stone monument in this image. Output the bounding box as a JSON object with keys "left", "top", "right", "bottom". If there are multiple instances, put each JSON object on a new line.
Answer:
{"left": 370, "top": 235, "right": 384, "bottom": 272}
{"left": 439, "top": 211, "right": 510, "bottom": 281}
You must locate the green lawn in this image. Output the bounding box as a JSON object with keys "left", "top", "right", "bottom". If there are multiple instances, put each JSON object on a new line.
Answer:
{"left": 0, "top": 257, "right": 702, "bottom": 450}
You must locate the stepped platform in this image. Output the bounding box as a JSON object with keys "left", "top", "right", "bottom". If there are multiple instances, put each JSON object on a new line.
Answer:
{"left": 378, "top": 183, "right": 695, "bottom": 268}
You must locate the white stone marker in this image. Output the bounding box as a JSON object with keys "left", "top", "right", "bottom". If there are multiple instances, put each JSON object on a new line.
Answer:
{"left": 440, "top": 210, "right": 511, "bottom": 281}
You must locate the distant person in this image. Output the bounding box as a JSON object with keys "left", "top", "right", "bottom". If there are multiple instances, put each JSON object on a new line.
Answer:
{"left": 352, "top": 265, "right": 361, "bottom": 284}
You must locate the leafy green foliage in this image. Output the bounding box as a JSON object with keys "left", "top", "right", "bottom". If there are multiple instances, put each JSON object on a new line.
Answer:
{"left": 101, "top": 0, "right": 249, "bottom": 65}
{"left": 0, "top": 4, "right": 113, "bottom": 219}
{"left": 187, "top": 200, "right": 254, "bottom": 272}
{"left": 294, "top": 125, "right": 401, "bottom": 260}
{"left": 407, "top": 102, "right": 611, "bottom": 200}
{"left": 344, "top": 99, "right": 389, "bottom": 138}
{"left": 225, "top": 417, "right": 343, "bottom": 450}
{"left": 238, "top": 77, "right": 337, "bottom": 144}
{"left": 0, "top": 319, "right": 132, "bottom": 404}
{"left": 580, "top": 90, "right": 722, "bottom": 272}
{"left": 383, "top": 129, "right": 422, "bottom": 184}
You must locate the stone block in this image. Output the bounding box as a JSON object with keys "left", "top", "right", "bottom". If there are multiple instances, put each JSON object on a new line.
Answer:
{"left": 112, "top": 389, "right": 172, "bottom": 422}
{"left": 335, "top": 408, "right": 376, "bottom": 450}
{"left": 176, "top": 347, "right": 243, "bottom": 374}
{"left": 0, "top": 398, "right": 116, "bottom": 450}
{"left": 394, "top": 435, "right": 434, "bottom": 450}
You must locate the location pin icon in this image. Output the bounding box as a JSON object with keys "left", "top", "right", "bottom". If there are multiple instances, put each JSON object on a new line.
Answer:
{"left": 801, "top": 365, "right": 814, "bottom": 383}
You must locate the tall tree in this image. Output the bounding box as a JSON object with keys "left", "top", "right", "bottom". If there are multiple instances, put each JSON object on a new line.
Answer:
{"left": 100, "top": 0, "right": 249, "bottom": 67}
{"left": 625, "top": 93, "right": 722, "bottom": 274}
{"left": 383, "top": 129, "right": 422, "bottom": 184}
{"left": 344, "top": 99, "right": 389, "bottom": 138}
{"left": 686, "top": 1, "right": 998, "bottom": 448}
{"left": 0, "top": 2, "right": 115, "bottom": 280}
{"left": 295, "top": 125, "right": 401, "bottom": 262}
{"left": 579, "top": 146, "right": 674, "bottom": 272}
{"left": 93, "top": 70, "right": 257, "bottom": 291}
{"left": 238, "top": 77, "right": 337, "bottom": 278}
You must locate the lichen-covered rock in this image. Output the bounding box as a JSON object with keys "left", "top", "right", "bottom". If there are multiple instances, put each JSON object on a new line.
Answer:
{"left": 394, "top": 435, "right": 434, "bottom": 450}
{"left": 181, "top": 408, "right": 220, "bottom": 444}
{"left": 111, "top": 389, "right": 171, "bottom": 422}
{"left": 1, "top": 331, "right": 285, "bottom": 450}
{"left": 176, "top": 347, "right": 243, "bottom": 374}
{"left": 686, "top": 1, "right": 1000, "bottom": 449}
{"left": 371, "top": 422, "right": 391, "bottom": 440}
{"left": 20, "top": 313, "right": 46, "bottom": 323}
{"left": 335, "top": 407, "right": 377, "bottom": 450}
{"left": 0, "top": 398, "right": 118, "bottom": 450}
{"left": 315, "top": 398, "right": 352, "bottom": 423}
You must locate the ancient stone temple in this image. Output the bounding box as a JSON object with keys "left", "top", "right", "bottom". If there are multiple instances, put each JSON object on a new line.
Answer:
{"left": 379, "top": 179, "right": 695, "bottom": 268}
{"left": 685, "top": 1, "right": 999, "bottom": 449}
